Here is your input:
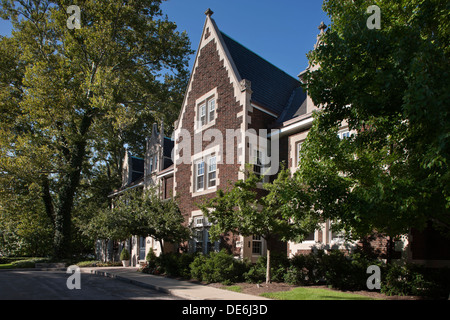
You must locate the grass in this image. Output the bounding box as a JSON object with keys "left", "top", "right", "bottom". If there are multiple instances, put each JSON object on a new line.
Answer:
{"left": 260, "top": 287, "right": 379, "bottom": 300}
{"left": 222, "top": 285, "right": 243, "bottom": 293}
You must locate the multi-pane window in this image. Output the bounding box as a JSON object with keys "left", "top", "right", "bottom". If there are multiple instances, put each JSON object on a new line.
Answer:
{"left": 208, "top": 156, "right": 216, "bottom": 188}
{"left": 198, "top": 97, "right": 215, "bottom": 128}
{"left": 208, "top": 99, "right": 215, "bottom": 123}
{"left": 195, "top": 155, "right": 217, "bottom": 192}
{"left": 252, "top": 235, "right": 262, "bottom": 255}
{"left": 252, "top": 149, "right": 263, "bottom": 177}
{"left": 199, "top": 103, "right": 206, "bottom": 126}
{"left": 192, "top": 216, "right": 214, "bottom": 255}
{"left": 196, "top": 161, "right": 205, "bottom": 191}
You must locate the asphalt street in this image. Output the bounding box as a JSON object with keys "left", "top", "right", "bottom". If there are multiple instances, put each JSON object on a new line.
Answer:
{"left": 0, "top": 270, "right": 182, "bottom": 300}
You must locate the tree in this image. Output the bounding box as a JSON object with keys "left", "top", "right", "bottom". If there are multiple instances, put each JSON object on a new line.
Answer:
{"left": 300, "top": 0, "right": 450, "bottom": 241}
{"left": 84, "top": 187, "right": 191, "bottom": 255}
{"left": 136, "top": 188, "right": 191, "bottom": 254}
{"left": 0, "top": 0, "right": 192, "bottom": 258}
{"left": 200, "top": 166, "right": 321, "bottom": 283}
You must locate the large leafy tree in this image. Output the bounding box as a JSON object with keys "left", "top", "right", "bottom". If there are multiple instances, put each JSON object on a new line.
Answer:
{"left": 200, "top": 167, "right": 321, "bottom": 283}
{"left": 0, "top": 0, "right": 191, "bottom": 258}
{"left": 300, "top": 0, "right": 449, "bottom": 240}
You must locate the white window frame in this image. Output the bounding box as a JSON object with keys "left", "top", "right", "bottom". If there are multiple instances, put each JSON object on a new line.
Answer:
{"left": 199, "top": 103, "right": 206, "bottom": 127}
{"left": 252, "top": 235, "right": 263, "bottom": 256}
{"left": 196, "top": 160, "right": 205, "bottom": 192}
{"left": 194, "top": 154, "right": 217, "bottom": 193}
{"left": 207, "top": 156, "right": 216, "bottom": 188}
{"left": 208, "top": 98, "right": 215, "bottom": 123}
{"left": 194, "top": 88, "right": 218, "bottom": 134}
{"left": 338, "top": 129, "right": 351, "bottom": 140}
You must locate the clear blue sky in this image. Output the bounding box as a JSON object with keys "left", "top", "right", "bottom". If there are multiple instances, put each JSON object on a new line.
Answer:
{"left": 0, "top": 0, "right": 330, "bottom": 78}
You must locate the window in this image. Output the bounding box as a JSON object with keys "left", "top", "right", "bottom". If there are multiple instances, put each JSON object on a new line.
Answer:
{"left": 252, "top": 235, "right": 262, "bottom": 255}
{"left": 149, "top": 158, "right": 153, "bottom": 172}
{"left": 195, "top": 154, "right": 217, "bottom": 192}
{"left": 192, "top": 218, "right": 214, "bottom": 255}
{"left": 208, "top": 156, "right": 216, "bottom": 188}
{"left": 194, "top": 216, "right": 204, "bottom": 227}
{"left": 199, "top": 103, "right": 206, "bottom": 127}
{"left": 196, "top": 161, "right": 205, "bottom": 191}
{"left": 208, "top": 99, "right": 215, "bottom": 123}
{"left": 338, "top": 130, "right": 351, "bottom": 139}
{"left": 194, "top": 230, "right": 204, "bottom": 253}
{"left": 303, "top": 231, "right": 315, "bottom": 242}
{"left": 198, "top": 97, "right": 215, "bottom": 128}
{"left": 252, "top": 149, "right": 263, "bottom": 177}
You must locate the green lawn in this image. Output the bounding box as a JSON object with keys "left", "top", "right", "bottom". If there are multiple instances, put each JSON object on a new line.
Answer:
{"left": 0, "top": 263, "right": 14, "bottom": 269}
{"left": 222, "top": 285, "right": 243, "bottom": 293}
{"left": 260, "top": 287, "right": 379, "bottom": 300}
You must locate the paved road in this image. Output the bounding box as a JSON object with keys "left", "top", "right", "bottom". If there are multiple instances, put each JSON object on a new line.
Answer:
{"left": 0, "top": 270, "right": 182, "bottom": 300}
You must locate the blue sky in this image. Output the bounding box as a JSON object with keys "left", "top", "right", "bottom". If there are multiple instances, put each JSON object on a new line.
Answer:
{"left": 0, "top": 0, "right": 330, "bottom": 78}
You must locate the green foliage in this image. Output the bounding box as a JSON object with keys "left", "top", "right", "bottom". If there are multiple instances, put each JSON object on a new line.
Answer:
{"left": 84, "top": 188, "right": 191, "bottom": 251}
{"left": 119, "top": 248, "right": 130, "bottom": 261}
{"left": 284, "top": 250, "right": 326, "bottom": 285}
{"left": 381, "top": 263, "right": 450, "bottom": 299}
{"left": 244, "top": 252, "right": 290, "bottom": 284}
{"left": 300, "top": 0, "right": 450, "bottom": 238}
{"left": 200, "top": 166, "right": 321, "bottom": 283}
{"left": 142, "top": 252, "right": 196, "bottom": 279}
{"left": 0, "top": 0, "right": 192, "bottom": 258}
{"left": 189, "top": 249, "right": 250, "bottom": 284}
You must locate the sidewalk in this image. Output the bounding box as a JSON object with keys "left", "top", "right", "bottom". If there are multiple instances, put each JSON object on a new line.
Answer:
{"left": 81, "top": 267, "right": 270, "bottom": 300}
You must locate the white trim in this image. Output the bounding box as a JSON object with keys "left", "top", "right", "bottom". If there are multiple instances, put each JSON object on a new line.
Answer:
{"left": 156, "top": 169, "right": 174, "bottom": 179}
{"left": 269, "top": 116, "right": 314, "bottom": 139}
{"left": 251, "top": 103, "right": 279, "bottom": 118}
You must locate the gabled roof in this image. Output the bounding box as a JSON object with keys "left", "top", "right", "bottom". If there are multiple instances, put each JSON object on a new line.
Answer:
{"left": 220, "top": 32, "right": 306, "bottom": 118}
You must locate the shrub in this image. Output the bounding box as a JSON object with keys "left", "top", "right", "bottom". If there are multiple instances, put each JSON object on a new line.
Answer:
{"left": 146, "top": 249, "right": 157, "bottom": 269}
{"left": 119, "top": 248, "right": 130, "bottom": 261}
{"left": 244, "top": 252, "right": 290, "bottom": 283}
{"left": 380, "top": 263, "right": 450, "bottom": 299}
{"left": 190, "top": 249, "right": 249, "bottom": 284}
{"left": 286, "top": 250, "right": 326, "bottom": 285}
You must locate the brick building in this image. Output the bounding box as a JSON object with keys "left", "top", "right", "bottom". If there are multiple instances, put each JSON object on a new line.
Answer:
{"left": 105, "top": 10, "right": 450, "bottom": 268}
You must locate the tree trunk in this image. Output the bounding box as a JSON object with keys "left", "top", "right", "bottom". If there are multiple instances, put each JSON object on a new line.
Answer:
{"left": 266, "top": 246, "right": 271, "bottom": 284}
{"left": 159, "top": 239, "right": 164, "bottom": 254}
{"left": 53, "top": 113, "right": 92, "bottom": 259}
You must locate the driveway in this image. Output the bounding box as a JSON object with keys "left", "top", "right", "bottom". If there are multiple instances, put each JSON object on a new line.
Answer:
{"left": 0, "top": 269, "right": 182, "bottom": 300}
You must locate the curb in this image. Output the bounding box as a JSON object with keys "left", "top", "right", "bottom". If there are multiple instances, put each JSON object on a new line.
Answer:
{"left": 84, "top": 268, "right": 192, "bottom": 299}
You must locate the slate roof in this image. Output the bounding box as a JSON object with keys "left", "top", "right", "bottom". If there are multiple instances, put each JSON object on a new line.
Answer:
{"left": 220, "top": 32, "right": 307, "bottom": 120}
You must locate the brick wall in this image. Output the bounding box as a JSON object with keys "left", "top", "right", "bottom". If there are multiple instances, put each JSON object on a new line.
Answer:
{"left": 175, "top": 39, "right": 243, "bottom": 231}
